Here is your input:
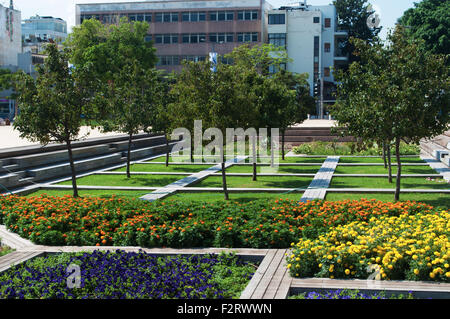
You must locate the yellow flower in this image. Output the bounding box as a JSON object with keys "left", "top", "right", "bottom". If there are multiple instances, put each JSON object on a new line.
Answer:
{"left": 414, "top": 269, "right": 420, "bottom": 275}
{"left": 345, "top": 269, "right": 350, "bottom": 275}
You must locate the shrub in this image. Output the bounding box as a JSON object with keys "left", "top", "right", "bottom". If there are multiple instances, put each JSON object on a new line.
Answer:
{"left": 286, "top": 210, "right": 450, "bottom": 282}
{"left": 0, "top": 194, "right": 440, "bottom": 249}
{"left": 0, "top": 250, "right": 255, "bottom": 299}
{"left": 292, "top": 141, "right": 420, "bottom": 156}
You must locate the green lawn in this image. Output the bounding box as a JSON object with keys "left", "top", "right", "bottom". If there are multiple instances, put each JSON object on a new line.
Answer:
{"left": 113, "top": 164, "right": 214, "bottom": 173}
{"left": 166, "top": 192, "right": 303, "bottom": 203}
{"left": 334, "top": 165, "right": 437, "bottom": 175}
{"left": 338, "top": 157, "right": 425, "bottom": 164}
{"left": 330, "top": 176, "right": 449, "bottom": 189}
{"left": 26, "top": 189, "right": 149, "bottom": 198}
{"left": 58, "top": 174, "right": 185, "bottom": 187}
{"left": 193, "top": 176, "right": 313, "bottom": 189}
{"left": 325, "top": 192, "right": 450, "bottom": 208}
{"left": 227, "top": 165, "right": 321, "bottom": 174}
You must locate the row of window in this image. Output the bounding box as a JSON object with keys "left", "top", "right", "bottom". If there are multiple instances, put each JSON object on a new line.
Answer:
{"left": 268, "top": 14, "right": 332, "bottom": 27}
{"left": 80, "top": 10, "right": 259, "bottom": 24}
{"left": 156, "top": 55, "right": 233, "bottom": 66}
{"left": 150, "top": 32, "right": 259, "bottom": 44}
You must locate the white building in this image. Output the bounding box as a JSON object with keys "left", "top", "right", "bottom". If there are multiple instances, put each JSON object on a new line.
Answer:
{"left": 0, "top": 1, "right": 21, "bottom": 67}
{"left": 22, "top": 15, "right": 68, "bottom": 53}
{"left": 267, "top": 2, "right": 348, "bottom": 113}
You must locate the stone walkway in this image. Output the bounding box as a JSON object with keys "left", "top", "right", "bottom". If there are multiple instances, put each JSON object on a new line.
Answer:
{"left": 300, "top": 156, "right": 340, "bottom": 202}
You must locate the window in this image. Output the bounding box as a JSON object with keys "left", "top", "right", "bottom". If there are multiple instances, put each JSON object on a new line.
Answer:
{"left": 144, "top": 35, "right": 152, "bottom": 42}
{"left": 313, "top": 17, "right": 320, "bottom": 23}
{"left": 136, "top": 14, "right": 144, "bottom": 22}
{"left": 268, "top": 33, "right": 286, "bottom": 48}
{"left": 181, "top": 55, "right": 206, "bottom": 62}
{"left": 268, "top": 14, "right": 285, "bottom": 25}
{"left": 157, "top": 56, "right": 180, "bottom": 66}
{"left": 324, "top": 43, "right": 331, "bottom": 53}
{"left": 155, "top": 12, "right": 178, "bottom": 22}
{"left": 324, "top": 18, "right": 331, "bottom": 28}
{"left": 0, "top": 100, "right": 10, "bottom": 114}
{"left": 182, "top": 33, "right": 206, "bottom": 43}
{"left": 210, "top": 11, "right": 234, "bottom": 21}
{"left": 209, "top": 33, "right": 234, "bottom": 43}
{"left": 237, "top": 32, "right": 258, "bottom": 42}
{"left": 314, "top": 36, "right": 320, "bottom": 57}
{"left": 144, "top": 14, "right": 152, "bottom": 22}
{"left": 182, "top": 12, "right": 206, "bottom": 22}
{"left": 154, "top": 34, "right": 178, "bottom": 44}
{"left": 324, "top": 67, "right": 330, "bottom": 77}
{"left": 238, "top": 10, "right": 258, "bottom": 21}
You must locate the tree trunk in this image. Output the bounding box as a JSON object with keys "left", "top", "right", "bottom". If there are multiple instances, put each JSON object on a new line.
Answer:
{"left": 221, "top": 161, "right": 229, "bottom": 200}
{"left": 66, "top": 139, "right": 79, "bottom": 198}
{"left": 382, "top": 141, "right": 387, "bottom": 169}
{"left": 165, "top": 132, "right": 170, "bottom": 167}
{"left": 387, "top": 142, "right": 393, "bottom": 183}
{"left": 281, "top": 129, "right": 285, "bottom": 161}
{"left": 190, "top": 139, "right": 194, "bottom": 162}
{"left": 252, "top": 134, "right": 257, "bottom": 181}
{"left": 127, "top": 132, "right": 133, "bottom": 178}
{"left": 394, "top": 137, "right": 401, "bottom": 201}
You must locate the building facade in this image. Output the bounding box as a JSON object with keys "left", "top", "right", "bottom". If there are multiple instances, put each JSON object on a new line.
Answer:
{"left": 22, "top": 15, "right": 68, "bottom": 53}
{"left": 76, "top": 0, "right": 272, "bottom": 72}
{"left": 0, "top": 2, "right": 22, "bottom": 122}
{"left": 267, "top": 2, "right": 348, "bottom": 112}
{"left": 0, "top": 2, "right": 21, "bottom": 67}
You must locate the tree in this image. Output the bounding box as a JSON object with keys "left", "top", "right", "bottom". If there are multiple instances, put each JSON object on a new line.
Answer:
{"left": 103, "top": 61, "right": 160, "bottom": 178}
{"left": 65, "top": 18, "right": 158, "bottom": 177}
{"left": 333, "top": 0, "right": 382, "bottom": 63}
{"left": 398, "top": 0, "right": 450, "bottom": 58}
{"left": 264, "top": 71, "right": 315, "bottom": 160}
{"left": 332, "top": 27, "right": 450, "bottom": 201}
{"left": 0, "top": 69, "right": 12, "bottom": 91}
{"left": 13, "top": 44, "right": 95, "bottom": 197}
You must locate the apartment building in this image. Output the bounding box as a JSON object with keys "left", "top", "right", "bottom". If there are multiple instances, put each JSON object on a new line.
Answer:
{"left": 267, "top": 2, "right": 348, "bottom": 110}
{"left": 76, "top": 0, "right": 273, "bottom": 72}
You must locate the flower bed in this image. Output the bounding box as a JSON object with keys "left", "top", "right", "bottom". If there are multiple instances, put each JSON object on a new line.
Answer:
{"left": 289, "top": 289, "right": 414, "bottom": 299}
{"left": 0, "top": 195, "right": 437, "bottom": 248}
{"left": 287, "top": 211, "right": 450, "bottom": 282}
{"left": 0, "top": 250, "right": 256, "bottom": 299}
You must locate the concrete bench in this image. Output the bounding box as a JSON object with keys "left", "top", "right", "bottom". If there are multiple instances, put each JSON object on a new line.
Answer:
{"left": 27, "top": 153, "right": 122, "bottom": 181}
{"left": 10, "top": 144, "right": 112, "bottom": 169}
{"left": 432, "top": 150, "right": 449, "bottom": 162}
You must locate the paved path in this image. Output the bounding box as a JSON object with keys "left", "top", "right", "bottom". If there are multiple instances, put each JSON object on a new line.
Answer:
{"left": 140, "top": 156, "right": 247, "bottom": 201}
{"left": 300, "top": 156, "right": 340, "bottom": 202}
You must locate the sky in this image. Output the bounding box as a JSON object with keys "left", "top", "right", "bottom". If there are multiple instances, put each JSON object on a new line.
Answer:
{"left": 4, "top": 0, "right": 422, "bottom": 39}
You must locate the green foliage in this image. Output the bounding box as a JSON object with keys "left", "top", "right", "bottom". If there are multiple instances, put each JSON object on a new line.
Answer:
{"left": 292, "top": 141, "right": 420, "bottom": 156}
{"left": 399, "top": 0, "right": 450, "bottom": 58}
{"left": 331, "top": 26, "right": 450, "bottom": 200}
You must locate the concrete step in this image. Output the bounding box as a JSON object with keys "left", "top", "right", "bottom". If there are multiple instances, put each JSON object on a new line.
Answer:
{"left": 125, "top": 143, "right": 173, "bottom": 161}
{"left": 0, "top": 173, "right": 19, "bottom": 190}
{"left": 1, "top": 164, "right": 19, "bottom": 173}
{"left": 26, "top": 153, "right": 123, "bottom": 181}
{"left": 109, "top": 135, "right": 167, "bottom": 152}
{"left": 10, "top": 144, "right": 112, "bottom": 170}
